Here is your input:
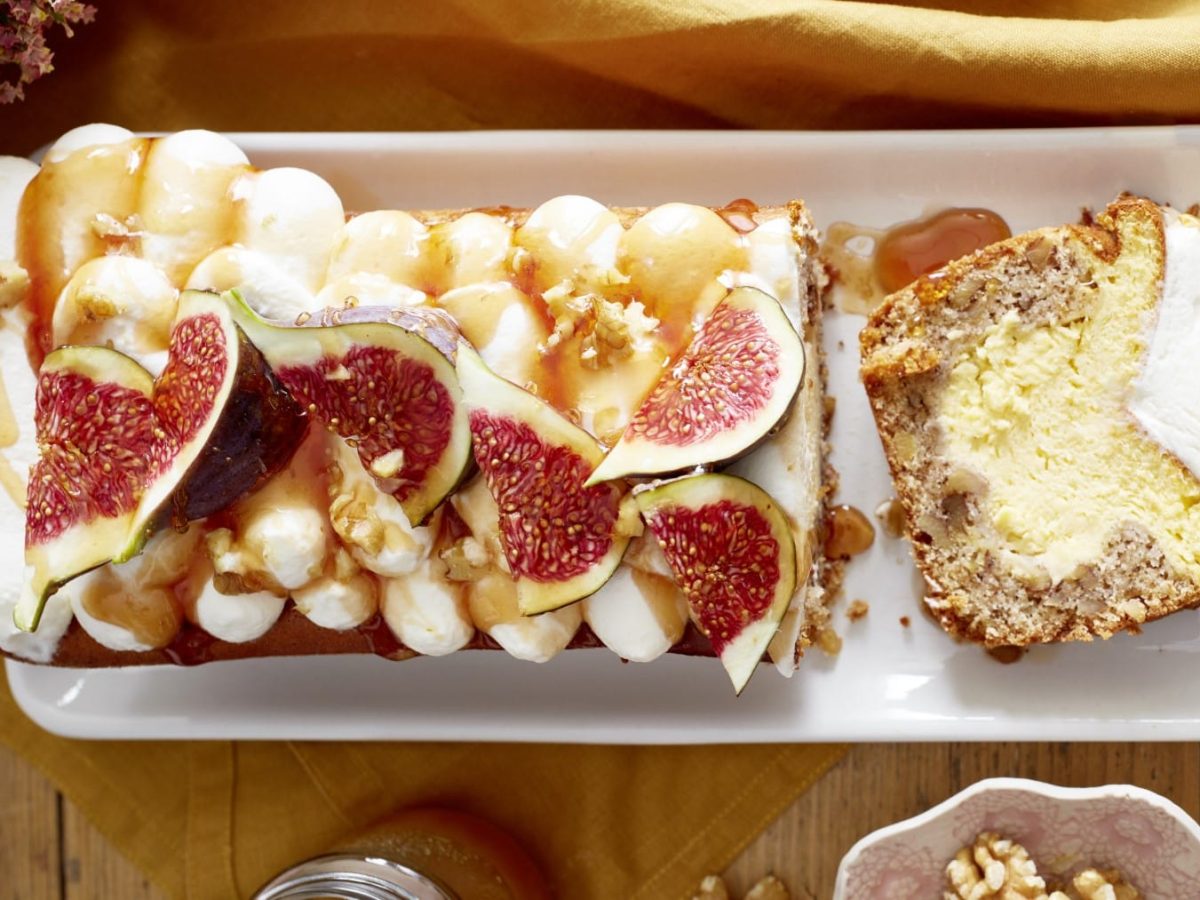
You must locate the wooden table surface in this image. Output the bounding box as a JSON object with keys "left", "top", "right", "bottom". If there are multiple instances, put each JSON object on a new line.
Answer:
{"left": 3, "top": 742, "right": 1195, "bottom": 899}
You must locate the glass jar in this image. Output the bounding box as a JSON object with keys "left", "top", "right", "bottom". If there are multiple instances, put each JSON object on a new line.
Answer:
{"left": 253, "top": 808, "right": 551, "bottom": 900}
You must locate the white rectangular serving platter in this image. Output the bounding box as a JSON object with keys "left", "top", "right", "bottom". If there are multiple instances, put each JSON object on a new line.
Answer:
{"left": 12, "top": 127, "right": 1200, "bottom": 742}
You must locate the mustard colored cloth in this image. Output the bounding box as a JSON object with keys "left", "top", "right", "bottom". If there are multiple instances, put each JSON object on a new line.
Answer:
{"left": 0, "top": 668, "right": 844, "bottom": 898}
{"left": 3, "top": 2, "right": 1199, "bottom": 898}
{"left": 3, "top": 0, "right": 1200, "bottom": 154}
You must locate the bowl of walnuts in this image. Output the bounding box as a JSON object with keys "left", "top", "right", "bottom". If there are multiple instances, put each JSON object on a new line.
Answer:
{"left": 834, "top": 777, "right": 1200, "bottom": 899}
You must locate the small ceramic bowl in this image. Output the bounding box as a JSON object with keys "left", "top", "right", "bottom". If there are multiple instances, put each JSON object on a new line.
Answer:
{"left": 834, "top": 777, "right": 1200, "bottom": 899}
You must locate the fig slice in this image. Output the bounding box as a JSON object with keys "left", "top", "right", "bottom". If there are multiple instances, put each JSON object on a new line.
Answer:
{"left": 455, "top": 343, "right": 631, "bottom": 615}
{"left": 635, "top": 473, "right": 796, "bottom": 694}
{"left": 20, "top": 290, "right": 306, "bottom": 630}
{"left": 227, "top": 295, "right": 471, "bottom": 525}
{"left": 587, "top": 286, "right": 804, "bottom": 485}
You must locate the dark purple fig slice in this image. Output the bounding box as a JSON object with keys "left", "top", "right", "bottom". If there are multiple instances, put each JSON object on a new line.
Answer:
{"left": 587, "top": 286, "right": 805, "bottom": 485}
{"left": 227, "top": 294, "right": 470, "bottom": 525}
{"left": 455, "top": 343, "right": 631, "bottom": 615}
{"left": 635, "top": 473, "right": 796, "bottom": 694}
{"left": 20, "top": 290, "right": 305, "bottom": 631}
{"left": 141, "top": 291, "right": 308, "bottom": 530}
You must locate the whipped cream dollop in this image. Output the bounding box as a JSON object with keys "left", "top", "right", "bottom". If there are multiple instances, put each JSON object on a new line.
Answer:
{"left": 208, "top": 504, "right": 329, "bottom": 593}
{"left": 293, "top": 568, "right": 377, "bottom": 631}
{"left": 54, "top": 528, "right": 198, "bottom": 653}
{"left": 44, "top": 123, "right": 135, "bottom": 165}
{"left": 1130, "top": 213, "right": 1200, "bottom": 479}
{"left": 187, "top": 159, "right": 344, "bottom": 320}
{"left": 582, "top": 566, "right": 687, "bottom": 663}
{"left": 0, "top": 157, "right": 49, "bottom": 660}
{"left": 193, "top": 580, "right": 285, "bottom": 644}
{"left": 487, "top": 606, "right": 581, "bottom": 663}
{"left": 65, "top": 576, "right": 157, "bottom": 654}
{"left": 52, "top": 255, "right": 178, "bottom": 374}
{"left": 381, "top": 558, "right": 474, "bottom": 656}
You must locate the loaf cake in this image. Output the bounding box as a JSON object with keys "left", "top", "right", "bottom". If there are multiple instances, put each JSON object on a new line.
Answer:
{"left": 0, "top": 125, "right": 827, "bottom": 691}
{"left": 862, "top": 195, "right": 1200, "bottom": 646}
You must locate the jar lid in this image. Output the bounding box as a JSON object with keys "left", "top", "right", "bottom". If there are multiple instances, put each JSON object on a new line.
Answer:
{"left": 252, "top": 853, "right": 457, "bottom": 900}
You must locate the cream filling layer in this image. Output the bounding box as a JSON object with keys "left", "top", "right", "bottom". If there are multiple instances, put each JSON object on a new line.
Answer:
{"left": 939, "top": 209, "right": 1200, "bottom": 586}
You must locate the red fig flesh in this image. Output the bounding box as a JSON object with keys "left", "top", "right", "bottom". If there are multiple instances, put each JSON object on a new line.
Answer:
{"left": 20, "top": 290, "right": 305, "bottom": 631}
{"left": 635, "top": 473, "right": 796, "bottom": 693}
{"left": 455, "top": 343, "right": 630, "bottom": 614}
{"left": 588, "top": 286, "right": 804, "bottom": 484}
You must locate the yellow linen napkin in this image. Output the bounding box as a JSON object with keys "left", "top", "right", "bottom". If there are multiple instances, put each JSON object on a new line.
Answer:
{"left": 3, "top": 0, "right": 1200, "bottom": 154}
{"left": 3, "top": 1, "right": 1197, "bottom": 897}
{"left": 0, "top": 667, "right": 844, "bottom": 898}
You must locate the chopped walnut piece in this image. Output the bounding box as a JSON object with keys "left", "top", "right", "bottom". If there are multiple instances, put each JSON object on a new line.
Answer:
{"left": 1067, "top": 869, "right": 1140, "bottom": 900}
{"left": 744, "top": 874, "right": 790, "bottom": 900}
{"left": 945, "top": 834, "right": 1141, "bottom": 900}
{"left": 816, "top": 626, "right": 842, "bottom": 655}
{"left": 944, "top": 832, "right": 1046, "bottom": 899}
{"left": 439, "top": 536, "right": 489, "bottom": 582}
{"left": 690, "top": 875, "right": 791, "bottom": 900}
{"left": 91, "top": 211, "right": 144, "bottom": 252}
{"left": 0, "top": 260, "right": 29, "bottom": 309}
{"left": 692, "top": 875, "right": 731, "bottom": 900}
{"left": 846, "top": 599, "right": 869, "bottom": 621}
{"left": 539, "top": 277, "right": 660, "bottom": 370}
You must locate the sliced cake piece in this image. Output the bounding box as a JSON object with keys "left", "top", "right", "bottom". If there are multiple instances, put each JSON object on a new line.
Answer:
{"left": 861, "top": 195, "right": 1200, "bottom": 646}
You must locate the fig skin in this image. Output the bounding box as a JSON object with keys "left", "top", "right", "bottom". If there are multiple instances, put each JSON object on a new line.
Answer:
{"left": 634, "top": 472, "right": 797, "bottom": 694}
{"left": 455, "top": 343, "right": 631, "bottom": 614}
{"left": 165, "top": 327, "right": 307, "bottom": 525}
{"left": 226, "top": 292, "right": 472, "bottom": 525}
{"left": 304, "top": 302, "right": 462, "bottom": 361}
{"left": 19, "top": 292, "right": 309, "bottom": 631}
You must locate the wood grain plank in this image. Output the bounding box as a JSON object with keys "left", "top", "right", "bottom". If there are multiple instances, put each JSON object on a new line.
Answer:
{"left": 722, "top": 743, "right": 1200, "bottom": 899}
{"left": 0, "top": 744, "right": 62, "bottom": 900}
{"left": 62, "top": 800, "right": 163, "bottom": 900}
{"left": 7, "top": 741, "right": 1198, "bottom": 900}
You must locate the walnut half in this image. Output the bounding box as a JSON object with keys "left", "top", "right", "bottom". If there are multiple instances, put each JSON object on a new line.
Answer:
{"left": 944, "top": 833, "right": 1141, "bottom": 900}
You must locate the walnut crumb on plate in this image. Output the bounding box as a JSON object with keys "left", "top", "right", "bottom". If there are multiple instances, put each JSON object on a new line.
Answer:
{"left": 692, "top": 874, "right": 791, "bottom": 900}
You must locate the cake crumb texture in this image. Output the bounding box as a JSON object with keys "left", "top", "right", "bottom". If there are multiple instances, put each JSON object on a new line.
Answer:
{"left": 862, "top": 196, "right": 1200, "bottom": 646}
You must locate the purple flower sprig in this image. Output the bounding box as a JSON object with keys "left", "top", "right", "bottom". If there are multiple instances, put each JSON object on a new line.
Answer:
{"left": 1, "top": 0, "right": 96, "bottom": 104}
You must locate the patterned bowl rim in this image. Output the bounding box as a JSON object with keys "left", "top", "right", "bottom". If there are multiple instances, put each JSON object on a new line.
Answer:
{"left": 832, "top": 777, "right": 1200, "bottom": 899}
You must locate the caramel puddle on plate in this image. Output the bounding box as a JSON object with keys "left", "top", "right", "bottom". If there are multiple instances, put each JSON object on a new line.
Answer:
{"left": 822, "top": 207, "right": 1012, "bottom": 315}
{"left": 824, "top": 504, "right": 875, "bottom": 559}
